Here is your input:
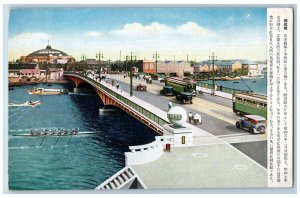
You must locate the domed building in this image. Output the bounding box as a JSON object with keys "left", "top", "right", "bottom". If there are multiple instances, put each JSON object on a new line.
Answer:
{"left": 20, "top": 43, "right": 75, "bottom": 64}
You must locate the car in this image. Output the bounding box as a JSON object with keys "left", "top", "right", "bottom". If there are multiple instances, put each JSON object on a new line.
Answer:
{"left": 160, "top": 86, "right": 174, "bottom": 96}
{"left": 136, "top": 83, "right": 147, "bottom": 91}
{"left": 235, "top": 115, "right": 267, "bottom": 134}
{"left": 176, "top": 92, "right": 193, "bottom": 104}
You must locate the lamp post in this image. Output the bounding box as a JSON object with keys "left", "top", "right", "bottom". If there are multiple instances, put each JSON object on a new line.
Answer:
{"left": 126, "top": 51, "right": 137, "bottom": 97}
{"left": 209, "top": 52, "right": 217, "bottom": 90}
{"left": 96, "top": 52, "right": 104, "bottom": 81}
{"left": 153, "top": 51, "right": 160, "bottom": 77}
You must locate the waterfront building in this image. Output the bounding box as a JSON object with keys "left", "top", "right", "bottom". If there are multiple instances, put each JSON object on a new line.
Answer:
{"left": 76, "top": 59, "right": 100, "bottom": 71}
{"left": 143, "top": 60, "right": 193, "bottom": 77}
{"left": 9, "top": 63, "right": 46, "bottom": 84}
{"left": 20, "top": 43, "right": 75, "bottom": 64}
{"left": 194, "top": 59, "right": 259, "bottom": 74}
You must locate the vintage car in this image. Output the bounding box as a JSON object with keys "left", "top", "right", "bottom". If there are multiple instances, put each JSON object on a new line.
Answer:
{"left": 235, "top": 114, "right": 267, "bottom": 134}
{"left": 160, "top": 86, "right": 174, "bottom": 96}
{"left": 136, "top": 83, "right": 147, "bottom": 91}
{"left": 175, "top": 92, "right": 193, "bottom": 104}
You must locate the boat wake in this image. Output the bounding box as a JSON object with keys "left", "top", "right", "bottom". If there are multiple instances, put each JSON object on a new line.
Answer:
{"left": 68, "top": 92, "right": 93, "bottom": 96}
{"left": 9, "top": 101, "right": 41, "bottom": 107}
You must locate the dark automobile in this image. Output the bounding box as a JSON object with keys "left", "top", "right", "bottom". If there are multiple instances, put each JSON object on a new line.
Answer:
{"left": 176, "top": 92, "right": 193, "bottom": 104}
{"left": 160, "top": 86, "right": 174, "bottom": 96}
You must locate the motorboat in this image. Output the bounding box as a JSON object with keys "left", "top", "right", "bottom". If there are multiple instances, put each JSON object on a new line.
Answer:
{"left": 26, "top": 100, "right": 41, "bottom": 106}
{"left": 28, "top": 88, "right": 66, "bottom": 95}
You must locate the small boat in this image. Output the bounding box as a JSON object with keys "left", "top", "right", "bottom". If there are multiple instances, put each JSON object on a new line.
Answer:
{"left": 233, "top": 81, "right": 239, "bottom": 84}
{"left": 28, "top": 88, "right": 66, "bottom": 95}
{"left": 252, "top": 81, "right": 257, "bottom": 83}
{"left": 26, "top": 100, "right": 41, "bottom": 106}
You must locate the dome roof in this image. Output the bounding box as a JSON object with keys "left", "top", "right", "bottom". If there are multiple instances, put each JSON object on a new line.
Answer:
{"left": 28, "top": 44, "right": 68, "bottom": 57}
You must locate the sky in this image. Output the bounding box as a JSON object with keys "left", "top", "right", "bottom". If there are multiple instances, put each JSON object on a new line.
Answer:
{"left": 8, "top": 7, "right": 267, "bottom": 62}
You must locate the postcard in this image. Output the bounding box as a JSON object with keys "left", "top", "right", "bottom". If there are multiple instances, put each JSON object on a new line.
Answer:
{"left": 4, "top": 6, "right": 294, "bottom": 191}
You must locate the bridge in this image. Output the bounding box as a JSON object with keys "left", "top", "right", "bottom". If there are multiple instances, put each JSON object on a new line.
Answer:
{"left": 63, "top": 72, "right": 169, "bottom": 135}
{"left": 63, "top": 72, "right": 267, "bottom": 189}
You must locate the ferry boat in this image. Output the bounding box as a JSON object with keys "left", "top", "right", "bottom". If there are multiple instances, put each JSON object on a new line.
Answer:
{"left": 28, "top": 88, "right": 66, "bottom": 95}
{"left": 240, "top": 74, "right": 264, "bottom": 79}
{"left": 220, "top": 76, "right": 240, "bottom": 81}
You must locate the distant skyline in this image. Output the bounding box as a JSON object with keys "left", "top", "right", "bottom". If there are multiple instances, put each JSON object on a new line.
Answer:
{"left": 8, "top": 7, "right": 267, "bottom": 62}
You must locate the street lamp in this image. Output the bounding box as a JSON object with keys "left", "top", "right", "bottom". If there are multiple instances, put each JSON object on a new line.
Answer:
{"left": 209, "top": 52, "right": 218, "bottom": 90}
{"left": 153, "top": 51, "right": 160, "bottom": 77}
{"left": 96, "top": 52, "right": 104, "bottom": 81}
{"left": 126, "top": 51, "right": 137, "bottom": 96}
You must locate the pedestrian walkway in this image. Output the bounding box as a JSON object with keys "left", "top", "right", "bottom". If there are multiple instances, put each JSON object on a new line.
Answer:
{"left": 131, "top": 143, "right": 267, "bottom": 188}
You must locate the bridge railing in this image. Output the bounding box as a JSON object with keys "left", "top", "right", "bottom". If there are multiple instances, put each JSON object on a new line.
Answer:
{"left": 64, "top": 72, "right": 169, "bottom": 129}
{"left": 197, "top": 81, "right": 243, "bottom": 94}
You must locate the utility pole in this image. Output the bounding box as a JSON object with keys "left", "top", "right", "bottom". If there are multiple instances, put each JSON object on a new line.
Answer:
{"left": 174, "top": 54, "right": 176, "bottom": 62}
{"left": 187, "top": 54, "right": 189, "bottom": 62}
{"left": 153, "top": 51, "right": 160, "bottom": 77}
{"left": 126, "top": 51, "right": 137, "bottom": 96}
{"left": 81, "top": 54, "right": 86, "bottom": 60}
{"left": 209, "top": 52, "right": 217, "bottom": 90}
{"left": 96, "top": 52, "right": 104, "bottom": 81}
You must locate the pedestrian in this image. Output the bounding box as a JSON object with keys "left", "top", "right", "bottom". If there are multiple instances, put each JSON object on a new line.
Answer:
{"left": 124, "top": 75, "right": 126, "bottom": 79}
{"left": 215, "top": 84, "right": 218, "bottom": 91}
{"left": 220, "top": 85, "right": 223, "bottom": 92}
{"left": 188, "top": 112, "right": 193, "bottom": 123}
{"left": 193, "top": 114, "right": 202, "bottom": 125}
{"left": 116, "top": 82, "right": 119, "bottom": 90}
{"left": 168, "top": 101, "right": 173, "bottom": 109}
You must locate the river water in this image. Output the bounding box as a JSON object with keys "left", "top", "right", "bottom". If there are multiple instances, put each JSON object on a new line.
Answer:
{"left": 199, "top": 72, "right": 267, "bottom": 95}
{"left": 8, "top": 83, "right": 156, "bottom": 190}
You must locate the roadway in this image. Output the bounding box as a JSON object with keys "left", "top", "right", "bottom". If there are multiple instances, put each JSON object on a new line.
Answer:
{"left": 106, "top": 74, "right": 267, "bottom": 168}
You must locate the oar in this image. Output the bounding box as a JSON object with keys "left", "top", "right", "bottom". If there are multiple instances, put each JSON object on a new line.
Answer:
{"left": 53, "top": 133, "right": 61, "bottom": 146}
{"left": 39, "top": 133, "right": 47, "bottom": 146}
{"left": 67, "top": 133, "right": 73, "bottom": 145}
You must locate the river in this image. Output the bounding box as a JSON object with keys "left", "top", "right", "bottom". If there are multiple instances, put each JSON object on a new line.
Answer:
{"left": 8, "top": 83, "right": 156, "bottom": 190}
{"left": 199, "top": 72, "right": 267, "bottom": 95}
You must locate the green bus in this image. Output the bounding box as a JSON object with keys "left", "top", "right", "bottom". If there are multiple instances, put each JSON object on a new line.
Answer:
{"left": 165, "top": 77, "right": 196, "bottom": 95}
{"left": 233, "top": 92, "right": 267, "bottom": 118}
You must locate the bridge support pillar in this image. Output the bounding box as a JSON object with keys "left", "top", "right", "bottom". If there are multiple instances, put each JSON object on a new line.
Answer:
{"left": 64, "top": 76, "right": 84, "bottom": 88}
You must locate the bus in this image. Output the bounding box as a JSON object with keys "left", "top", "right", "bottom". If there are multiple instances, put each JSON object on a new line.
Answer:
{"left": 165, "top": 77, "right": 196, "bottom": 95}
{"left": 233, "top": 92, "right": 267, "bottom": 118}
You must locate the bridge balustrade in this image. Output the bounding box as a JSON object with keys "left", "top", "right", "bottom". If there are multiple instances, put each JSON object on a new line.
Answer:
{"left": 64, "top": 72, "right": 169, "bottom": 129}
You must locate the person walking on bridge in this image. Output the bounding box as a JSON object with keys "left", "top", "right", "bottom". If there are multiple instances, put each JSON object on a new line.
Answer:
{"left": 168, "top": 101, "right": 173, "bottom": 109}
{"left": 188, "top": 112, "right": 193, "bottom": 123}
{"left": 116, "top": 82, "right": 120, "bottom": 90}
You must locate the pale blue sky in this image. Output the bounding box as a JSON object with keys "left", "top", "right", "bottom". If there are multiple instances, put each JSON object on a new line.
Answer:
{"left": 8, "top": 7, "right": 267, "bottom": 61}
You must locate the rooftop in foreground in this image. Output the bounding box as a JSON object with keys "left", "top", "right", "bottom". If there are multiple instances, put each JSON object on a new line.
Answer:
{"left": 131, "top": 143, "right": 267, "bottom": 189}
